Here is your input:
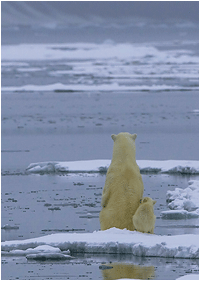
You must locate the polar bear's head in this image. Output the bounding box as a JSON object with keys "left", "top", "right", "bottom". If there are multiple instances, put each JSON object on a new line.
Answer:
{"left": 141, "top": 197, "right": 156, "bottom": 205}
{"left": 111, "top": 132, "right": 137, "bottom": 142}
{"left": 111, "top": 132, "right": 137, "bottom": 162}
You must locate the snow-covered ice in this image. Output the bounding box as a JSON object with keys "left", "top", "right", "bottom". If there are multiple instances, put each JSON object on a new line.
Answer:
{"left": 2, "top": 244, "right": 61, "bottom": 256}
{"left": 1, "top": 244, "right": 74, "bottom": 261}
{"left": 161, "top": 210, "right": 199, "bottom": 220}
{"left": 26, "top": 253, "right": 74, "bottom": 261}
{"left": 161, "top": 180, "right": 199, "bottom": 219}
{"left": 25, "top": 159, "right": 199, "bottom": 175}
{"left": 2, "top": 227, "right": 198, "bottom": 259}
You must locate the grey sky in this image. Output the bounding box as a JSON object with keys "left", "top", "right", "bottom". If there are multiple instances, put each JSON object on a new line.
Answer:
{"left": 2, "top": 1, "right": 199, "bottom": 26}
{"left": 48, "top": 1, "right": 199, "bottom": 21}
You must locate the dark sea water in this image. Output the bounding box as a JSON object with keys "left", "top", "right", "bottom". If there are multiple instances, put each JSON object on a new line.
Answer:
{"left": 1, "top": 2, "right": 199, "bottom": 280}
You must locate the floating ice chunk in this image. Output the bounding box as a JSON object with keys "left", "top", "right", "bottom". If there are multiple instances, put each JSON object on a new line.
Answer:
{"left": 26, "top": 162, "right": 57, "bottom": 174}
{"left": 1, "top": 244, "right": 62, "bottom": 256}
{"left": 165, "top": 180, "right": 199, "bottom": 216}
{"left": 183, "top": 200, "right": 198, "bottom": 212}
{"left": 26, "top": 160, "right": 110, "bottom": 174}
{"left": 1, "top": 224, "right": 19, "bottom": 230}
{"left": 188, "top": 180, "right": 199, "bottom": 190}
{"left": 26, "top": 253, "right": 74, "bottom": 261}
{"left": 161, "top": 210, "right": 199, "bottom": 220}
{"left": 62, "top": 249, "right": 71, "bottom": 255}
{"left": 138, "top": 160, "right": 199, "bottom": 175}
{"left": 191, "top": 109, "right": 199, "bottom": 115}
{"left": 30, "top": 245, "right": 61, "bottom": 253}
{"left": 168, "top": 198, "right": 184, "bottom": 210}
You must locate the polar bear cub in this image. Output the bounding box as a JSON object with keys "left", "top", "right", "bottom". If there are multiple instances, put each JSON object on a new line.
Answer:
{"left": 99, "top": 132, "right": 144, "bottom": 231}
{"left": 132, "top": 197, "right": 156, "bottom": 234}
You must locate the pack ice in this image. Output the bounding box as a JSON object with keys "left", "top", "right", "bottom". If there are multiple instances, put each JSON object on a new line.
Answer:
{"left": 161, "top": 180, "right": 199, "bottom": 220}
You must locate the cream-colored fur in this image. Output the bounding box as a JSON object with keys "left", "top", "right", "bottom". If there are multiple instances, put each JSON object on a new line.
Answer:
{"left": 132, "top": 197, "right": 156, "bottom": 234}
{"left": 101, "top": 263, "right": 155, "bottom": 280}
{"left": 99, "top": 132, "right": 144, "bottom": 231}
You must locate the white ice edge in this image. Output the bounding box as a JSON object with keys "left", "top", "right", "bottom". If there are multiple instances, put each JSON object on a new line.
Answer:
{"left": 25, "top": 159, "right": 199, "bottom": 174}
{"left": 176, "top": 274, "right": 199, "bottom": 280}
{"left": 1, "top": 228, "right": 199, "bottom": 259}
{"left": 1, "top": 83, "right": 198, "bottom": 92}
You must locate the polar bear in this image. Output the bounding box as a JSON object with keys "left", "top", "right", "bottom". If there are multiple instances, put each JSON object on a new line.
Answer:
{"left": 132, "top": 197, "right": 156, "bottom": 234}
{"left": 99, "top": 132, "right": 144, "bottom": 231}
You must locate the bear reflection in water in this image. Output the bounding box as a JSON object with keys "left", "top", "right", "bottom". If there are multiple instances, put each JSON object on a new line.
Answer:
{"left": 100, "top": 263, "right": 155, "bottom": 280}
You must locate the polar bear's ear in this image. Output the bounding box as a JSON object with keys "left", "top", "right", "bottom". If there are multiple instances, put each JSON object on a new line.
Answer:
{"left": 143, "top": 197, "right": 148, "bottom": 203}
{"left": 111, "top": 134, "right": 117, "bottom": 141}
{"left": 131, "top": 134, "right": 137, "bottom": 140}
{"left": 153, "top": 200, "right": 156, "bottom": 205}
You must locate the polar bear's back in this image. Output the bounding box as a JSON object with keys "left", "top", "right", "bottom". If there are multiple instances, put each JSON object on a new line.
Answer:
{"left": 105, "top": 163, "right": 143, "bottom": 205}
{"left": 100, "top": 163, "right": 144, "bottom": 231}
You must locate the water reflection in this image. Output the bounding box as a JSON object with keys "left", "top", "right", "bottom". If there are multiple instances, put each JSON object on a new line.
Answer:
{"left": 100, "top": 262, "right": 155, "bottom": 280}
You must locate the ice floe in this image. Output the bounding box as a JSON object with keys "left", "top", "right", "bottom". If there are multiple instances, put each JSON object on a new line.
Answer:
{"left": 1, "top": 224, "right": 19, "bottom": 230}
{"left": 1, "top": 228, "right": 198, "bottom": 259}
{"left": 25, "top": 159, "right": 199, "bottom": 175}
{"left": 161, "top": 180, "right": 199, "bottom": 219}
{"left": 161, "top": 210, "right": 199, "bottom": 220}
{"left": 2, "top": 244, "right": 61, "bottom": 256}
{"left": 1, "top": 244, "right": 74, "bottom": 261}
{"left": 26, "top": 253, "right": 74, "bottom": 261}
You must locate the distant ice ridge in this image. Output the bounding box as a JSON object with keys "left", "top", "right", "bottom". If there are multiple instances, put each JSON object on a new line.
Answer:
{"left": 161, "top": 180, "right": 199, "bottom": 219}
{"left": 2, "top": 42, "right": 198, "bottom": 93}
{"left": 1, "top": 228, "right": 198, "bottom": 259}
{"left": 25, "top": 159, "right": 199, "bottom": 175}
{"left": 1, "top": 42, "right": 198, "bottom": 63}
{"left": 1, "top": 82, "right": 195, "bottom": 92}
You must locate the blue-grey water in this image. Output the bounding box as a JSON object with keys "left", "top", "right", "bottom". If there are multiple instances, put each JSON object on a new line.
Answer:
{"left": 1, "top": 2, "right": 199, "bottom": 280}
